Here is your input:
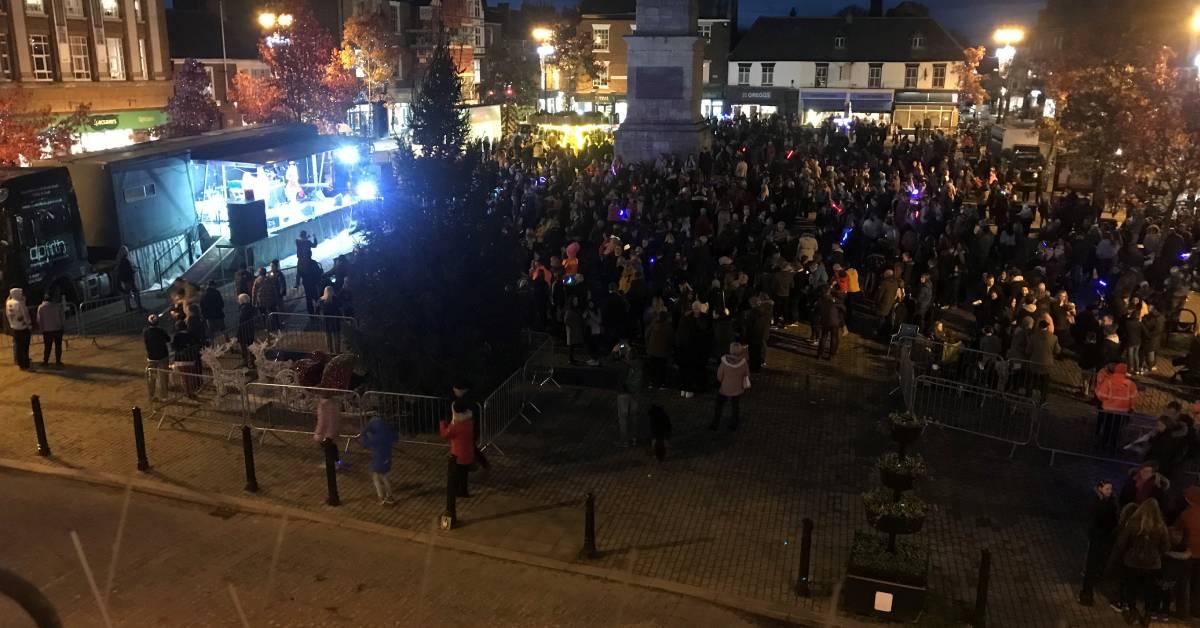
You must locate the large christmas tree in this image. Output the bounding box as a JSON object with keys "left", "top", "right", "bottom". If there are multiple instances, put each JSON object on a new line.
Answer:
{"left": 353, "top": 42, "right": 522, "bottom": 394}
{"left": 162, "top": 58, "right": 221, "bottom": 137}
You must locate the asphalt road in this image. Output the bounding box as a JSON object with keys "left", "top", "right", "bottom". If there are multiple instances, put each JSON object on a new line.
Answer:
{"left": 0, "top": 470, "right": 790, "bottom": 628}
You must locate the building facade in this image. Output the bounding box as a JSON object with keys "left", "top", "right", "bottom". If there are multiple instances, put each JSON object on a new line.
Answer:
{"left": 2, "top": 0, "right": 173, "bottom": 152}
{"left": 573, "top": 0, "right": 735, "bottom": 121}
{"left": 727, "top": 16, "right": 963, "bottom": 129}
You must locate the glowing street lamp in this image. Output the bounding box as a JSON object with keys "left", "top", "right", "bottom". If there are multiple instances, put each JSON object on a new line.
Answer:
{"left": 1191, "top": 8, "right": 1200, "bottom": 33}
{"left": 257, "top": 12, "right": 293, "bottom": 29}
{"left": 532, "top": 27, "right": 556, "bottom": 112}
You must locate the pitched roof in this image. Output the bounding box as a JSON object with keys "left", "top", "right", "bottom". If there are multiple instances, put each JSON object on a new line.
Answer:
{"left": 730, "top": 17, "right": 962, "bottom": 63}
{"left": 579, "top": 0, "right": 635, "bottom": 17}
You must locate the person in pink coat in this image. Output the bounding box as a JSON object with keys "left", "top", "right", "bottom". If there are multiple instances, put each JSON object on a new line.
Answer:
{"left": 711, "top": 343, "right": 750, "bottom": 431}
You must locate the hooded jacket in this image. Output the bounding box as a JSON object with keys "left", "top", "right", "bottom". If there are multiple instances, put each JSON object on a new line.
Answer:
{"left": 5, "top": 288, "right": 30, "bottom": 331}
{"left": 716, "top": 352, "right": 749, "bottom": 397}
{"left": 1095, "top": 364, "right": 1137, "bottom": 412}
{"left": 360, "top": 417, "right": 397, "bottom": 474}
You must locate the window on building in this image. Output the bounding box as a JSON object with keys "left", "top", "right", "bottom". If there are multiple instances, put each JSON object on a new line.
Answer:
{"left": 760, "top": 62, "right": 774, "bottom": 87}
{"left": 904, "top": 63, "right": 918, "bottom": 88}
{"left": 867, "top": 63, "right": 882, "bottom": 88}
{"left": 135, "top": 0, "right": 145, "bottom": 21}
{"left": 593, "top": 60, "right": 609, "bottom": 89}
{"left": 814, "top": 62, "right": 828, "bottom": 87}
{"left": 64, "top": 0, "right": 85, "bottom": 18}
{"left": 911, "top": 33, "right": 924, "bottom": 49}
{"left": 100, "top": 0, "right": 119, "bottom": 18}
{"left": 474, "top": 26, "right": 482, "bottom": 47}
{"left": 833, "top": 35, "right": 846, "bottom": 49}
{"left": 69, "top": 35, "right": 90, "bottom": 79}
{"left": 105, "top": 36, "right": 124, "bottom": 79}
{"left": 24, "top": 0, "right": 45, "bottom": 15}
{"left": 737, "top": 62, "right": 750, "bottom": 85}
{"left": 698, "top": 23, "right": 711, "bottom": 41}
{"left": 0, "top": 33, "right": 11, "bottom": 80}
{"left": 932, "top": 63, "right": 946, "bottom": 88}
{"left": 418, "top": 6, "right": 431, "bottom": 21}
{"left": 472, "top": 58, "right": 480, "bottom": 84}
{"left": 30, "top": 35, "right": 52, "bottom": 80}
{"left": 702, "top": 59, "right": 710, "bottom": 84}
{"left": 138, "top": 38, "right": 147, "bottom": 79}
{"left": 592, "top": 25, "right": 609, "bottom": 52}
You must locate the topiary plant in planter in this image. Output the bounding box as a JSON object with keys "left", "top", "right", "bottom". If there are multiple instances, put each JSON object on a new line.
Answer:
{"left": 843, "top": 412, "right": 932, "bottom": 621}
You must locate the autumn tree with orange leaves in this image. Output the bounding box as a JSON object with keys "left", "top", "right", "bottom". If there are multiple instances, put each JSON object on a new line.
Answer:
{"left": 1052, "top": 45, "right": 1200, "bottom": 206}
{"left": 0, "top": 88, "right": 90, "bottom": 166}
{"left": 956, "top": 46, "right": 989, "bottom": 107}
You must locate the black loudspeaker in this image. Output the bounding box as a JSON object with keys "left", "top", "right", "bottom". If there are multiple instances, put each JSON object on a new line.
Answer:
{"left": 227, "top": 199, "right": 268, "bottom": 245}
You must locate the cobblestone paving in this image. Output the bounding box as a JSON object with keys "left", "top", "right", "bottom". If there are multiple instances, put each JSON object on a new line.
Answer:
{"left": 3, "top": 471, "right": 786, "bottom": 628}
{"left": 1, "top": 320, "right": 1196, "bottom": 627}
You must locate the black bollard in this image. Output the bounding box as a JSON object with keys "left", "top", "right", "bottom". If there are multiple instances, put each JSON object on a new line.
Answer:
{"left": 973, "top": 548, "right": 991, "bottom": 628}
{"left": 795, "top": 517, "right": 813, "bottom": 596}
{"left": 31, "top": 395, "right": 50, "bottom": 457}
{"left": 440, "top": 455, "right": 457, "bottom": 530}
{"left": 579, "top": 493, "right": 598, "bottom": 559}
{"left": 131, "top": 407, "right": 149, "bottom": 471}
{"left": 241, "top": 426, "right": 258, "bottom": 493}
{"left": 322, "top": 440, "right": 340, "bottom": 506}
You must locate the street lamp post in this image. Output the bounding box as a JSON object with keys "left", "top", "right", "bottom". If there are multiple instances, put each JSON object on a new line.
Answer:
{"left": 532, "top": 27, "right": 554, "bottom": 113}
{"left": 993, "top": 26, "right": 1025, "bottom": 123}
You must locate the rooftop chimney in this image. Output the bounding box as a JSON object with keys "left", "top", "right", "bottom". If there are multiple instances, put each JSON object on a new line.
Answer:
{"left": 869, "top": 0, "right": 883, "bottom": 16}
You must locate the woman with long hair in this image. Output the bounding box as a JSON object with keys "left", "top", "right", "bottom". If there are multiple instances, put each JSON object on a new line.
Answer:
{"left": 1109, "top": 499, "right": 1171, "bottom": 624}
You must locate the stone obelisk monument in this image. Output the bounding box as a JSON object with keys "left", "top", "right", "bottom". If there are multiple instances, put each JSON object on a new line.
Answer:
{"left": 614, "top": 0, "right": 711, "bottom": 163}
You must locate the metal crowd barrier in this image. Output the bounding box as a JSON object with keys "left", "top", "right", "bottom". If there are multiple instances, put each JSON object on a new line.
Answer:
{"left": 523, "top": 330, "right": 558, "bottom": 390}
{"left": 910, "top": 375, "right": 1039, "bottom": 457}
{"left": 362, "top": 390, "right": 454, "bottom": 446}
{"left": 265, "top": 312, "right": 357, "bottom": 356}
{"left": 1034, "top": 406, "right": 1156, "bottom": 467}
{"left": 0, "top": 300, "right": 77, "bottom": 351}
{"left": 75, "top": 294, "right": 152, "bottom": 338}
{"left": 145, "top": 366, "right": 247, "bottom": 439}
{"left": 479, "top": 368, "right": 539, "bottom": 455}
{"left": 890, "top": 335, "right": 1046, "bottom": 401}
{"left": 244, "top": 382, "right": 366, "bottom": 450}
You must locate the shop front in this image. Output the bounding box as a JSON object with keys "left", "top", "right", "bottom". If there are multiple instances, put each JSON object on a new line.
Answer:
{"left": 799, "top": 90, "right": 894, "bottom": 126}
{"left": 725, "top": 86, "right": 798, "bottom": 119}
{"left": 892, "top": 91, "right": 959, "bottom": 131}
{"left": 67, "top": 109, "right": 168, "bottom": 154}
{"left": 701, "top": 86, "right": 725, "bottom": 119}
{"left": 572, "top": 93, "right": 627, "bottom": 124}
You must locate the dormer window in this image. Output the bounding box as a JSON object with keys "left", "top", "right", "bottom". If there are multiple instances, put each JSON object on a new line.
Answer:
{"left": 834, "top": 35, "right": 846, "bottom": 49}
{"left": 911, "top": 33, "right": 925, "bottom": 49}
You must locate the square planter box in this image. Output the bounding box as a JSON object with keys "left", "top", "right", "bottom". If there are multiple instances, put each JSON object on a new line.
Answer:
{"left": 842, "top": 570, "right": 928, "bottom": 623}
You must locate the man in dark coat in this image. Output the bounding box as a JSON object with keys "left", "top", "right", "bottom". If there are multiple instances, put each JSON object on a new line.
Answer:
{"left": 814, "top": 287, "right": 846, "bottom": 360}
{"left": 874, "top": 268, "right": 902, "bottom": 338}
